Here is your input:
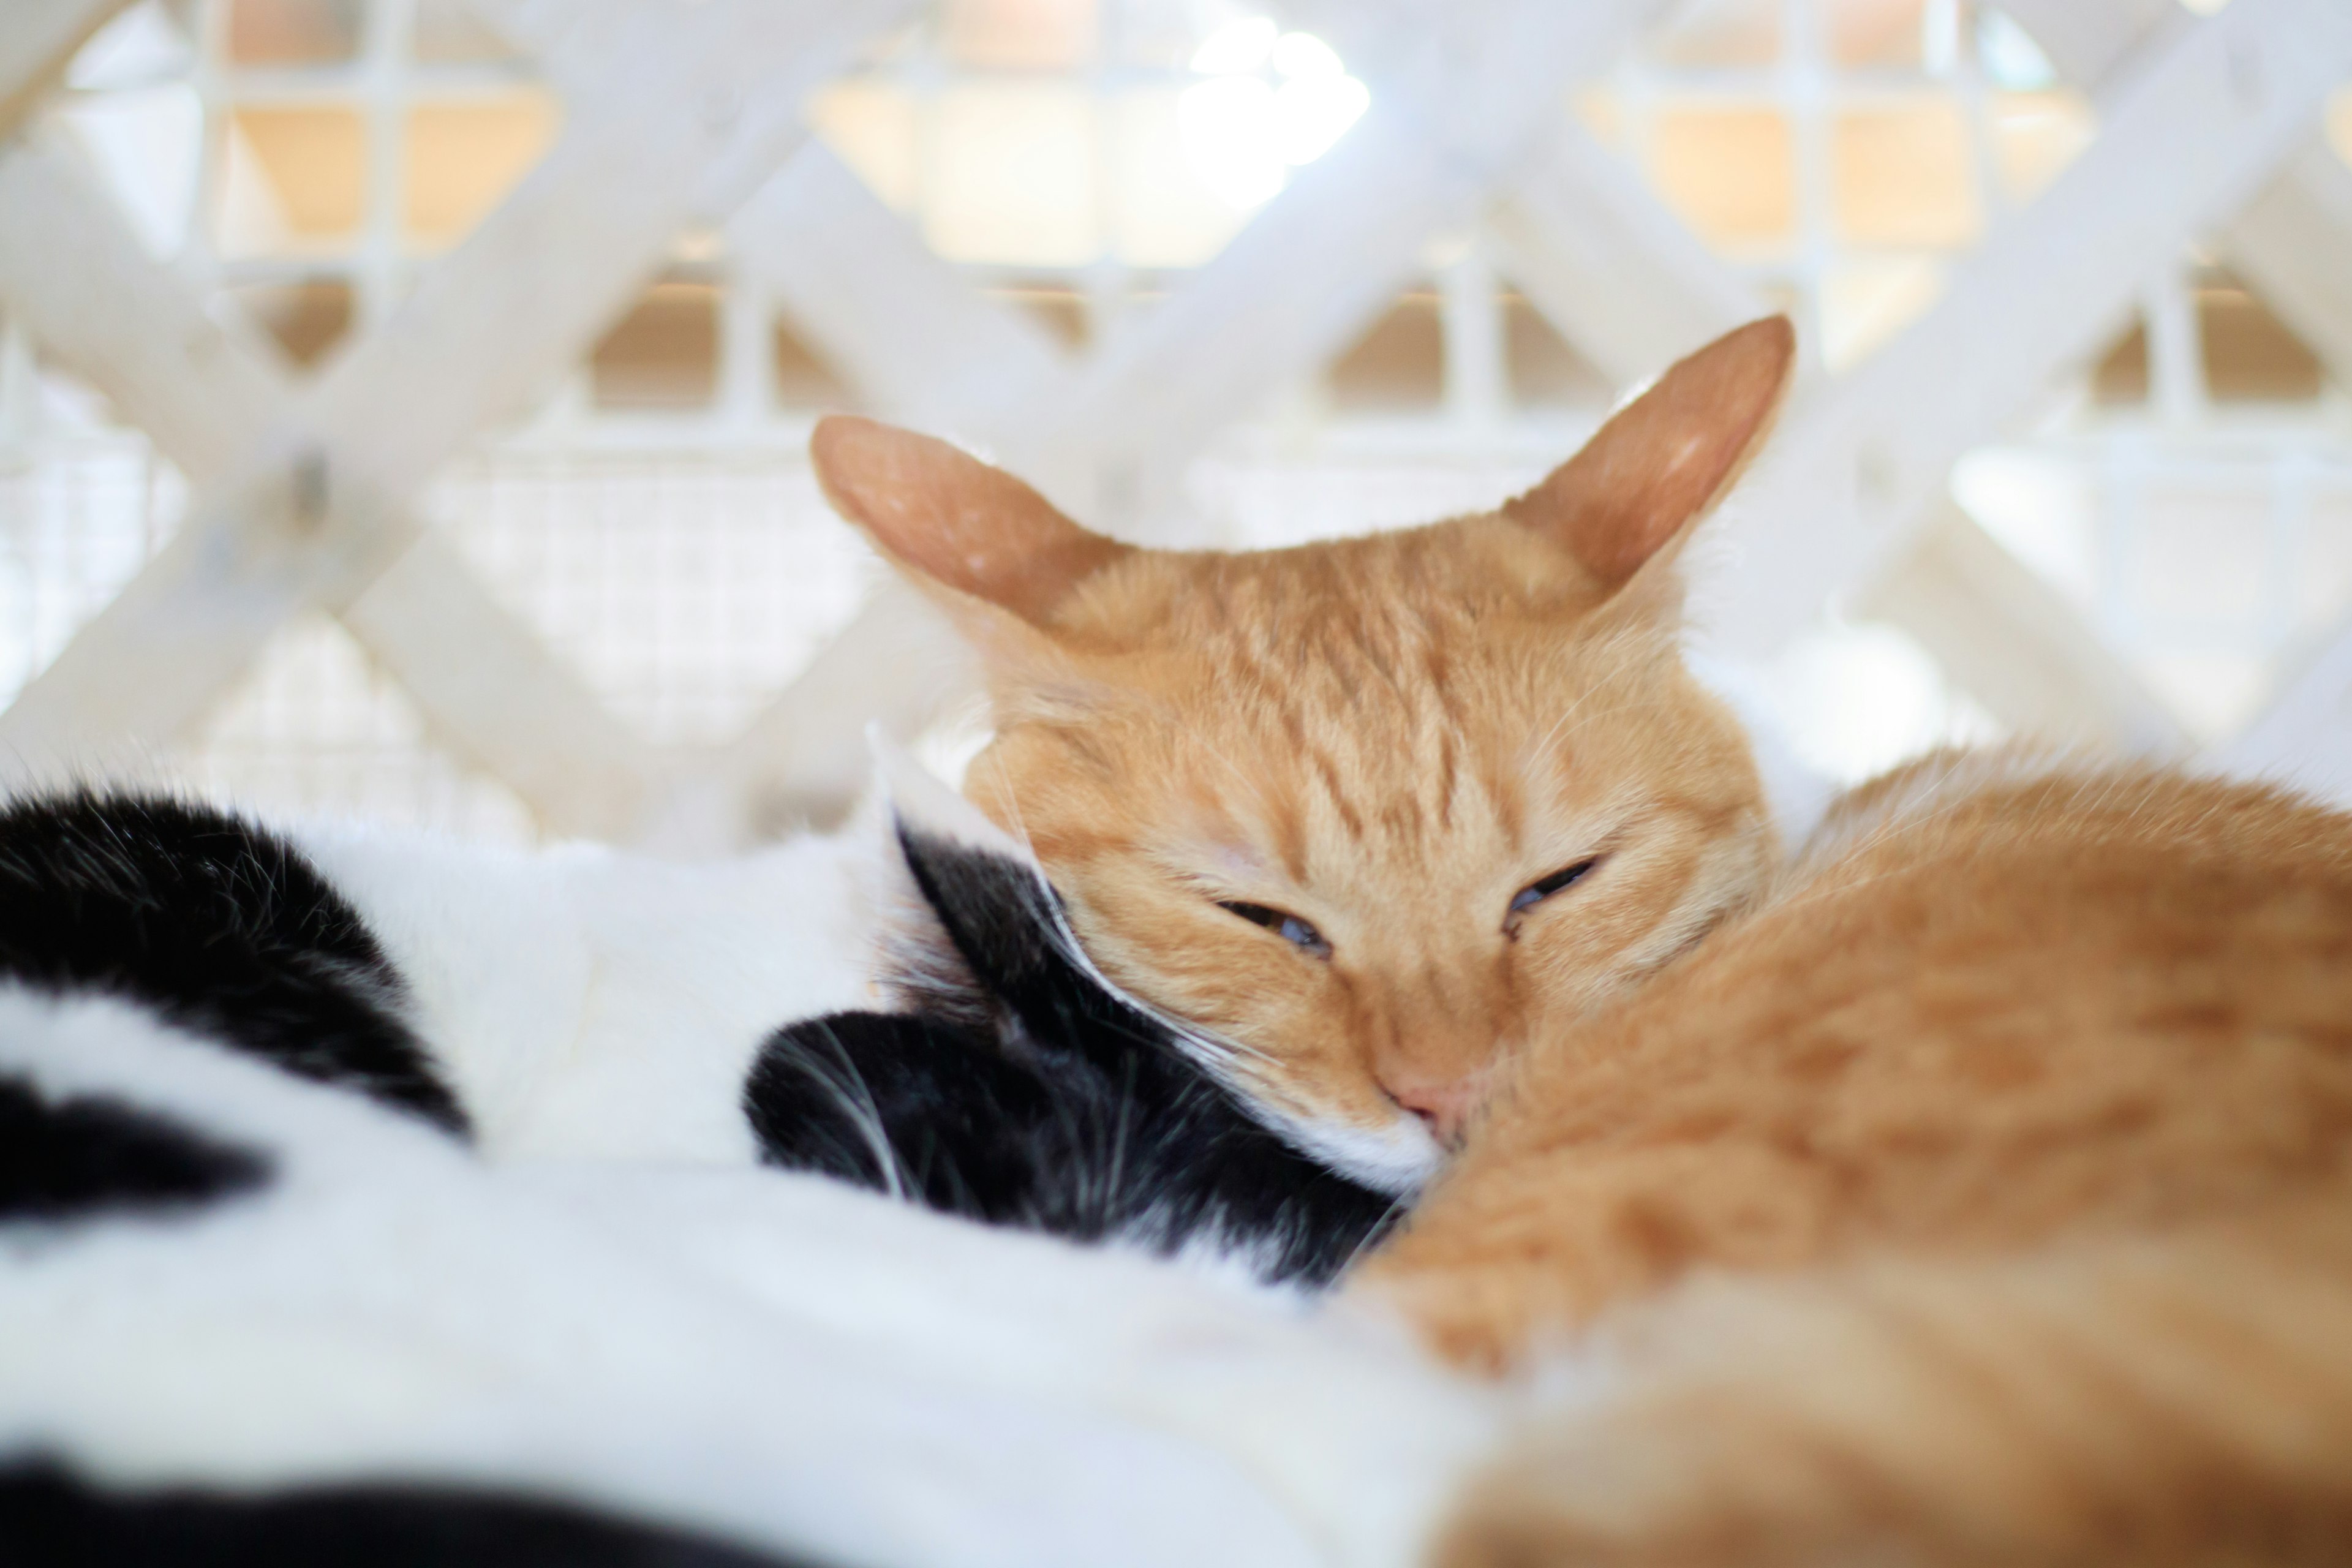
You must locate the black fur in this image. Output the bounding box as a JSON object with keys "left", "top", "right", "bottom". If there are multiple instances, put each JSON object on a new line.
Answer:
{"left": 0, "top": 1461, "right": 823, "bottom": 1567}
{"left": 0, "top": 1076, "right": 269, "bottom": 1221}
{"left": 0, "top": 794, "right": 464, "bottom": 1135}
{"left": 747, "top": 828, "right": 1400, "bottom": 1286}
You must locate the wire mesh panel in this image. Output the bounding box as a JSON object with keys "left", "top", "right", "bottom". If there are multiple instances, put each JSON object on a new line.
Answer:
{"left": 180, "top": 614, "right": 542, "bottom": 839}
{"left": 0, "top": 431, "right": 181, "bottom": 709}
{"left": 432, "top": 447, "right": 878, "bottom": 748}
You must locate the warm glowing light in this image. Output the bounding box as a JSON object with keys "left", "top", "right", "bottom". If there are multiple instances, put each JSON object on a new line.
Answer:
{"left": 1180, "top": 19, "right": 1368, "bottom": 212}
{"left": 1190, "top": 17, "right": 1278, "bottom": 74}
{"left": 1178, "top": 76, "right": 1284, "bottom": 207}
{"left": 1273, "top": 72, "right": 1369, "bottom": 165}
{"left": 1267, "top": 31, "right": 1342, "bottom": 80}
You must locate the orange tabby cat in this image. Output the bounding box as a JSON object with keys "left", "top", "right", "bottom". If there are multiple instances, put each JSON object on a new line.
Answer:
{"left": 815, "top": 318, "right": 2352, "bottom": 1563}
{"left": 812, "top": 318, "right": 1794, "bottom": 1194}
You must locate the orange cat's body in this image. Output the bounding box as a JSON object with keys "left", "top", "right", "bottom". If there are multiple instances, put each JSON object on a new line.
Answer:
{"left": 1370, "top": 750, "right": 2352, "bottom": 1360}
{"left": 1376, "top": 752, "right": 2352, "bottom": 1562}
{"left": 810, "top": 317, "right": 2352, "bottom": 1562}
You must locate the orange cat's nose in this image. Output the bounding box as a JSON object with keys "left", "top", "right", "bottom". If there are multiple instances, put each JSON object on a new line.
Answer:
{"left": 1383, "top": 1073, "right": 1482, "bottom": 1147}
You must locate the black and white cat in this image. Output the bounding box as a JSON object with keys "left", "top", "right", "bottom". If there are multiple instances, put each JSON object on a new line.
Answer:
{"left": 0, "top": 745, "right": 1396, "bottom": 1287}
{"left": 752, "top": 752, "right": 1401, "bottom": 1284}
{"left": 0, "top": 751, "right": 1466, "bottom": 1564}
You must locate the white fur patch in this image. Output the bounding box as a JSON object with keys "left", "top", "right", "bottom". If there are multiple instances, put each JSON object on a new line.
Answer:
{"left": 0, "top": 987, "right": 1501, "bottom": 1568}
{"left": 1256, "top": 1102, "right": 1446, "bottom": 1197}
{"left": 288, "top": 820, "right": 878, "bottom": 1164}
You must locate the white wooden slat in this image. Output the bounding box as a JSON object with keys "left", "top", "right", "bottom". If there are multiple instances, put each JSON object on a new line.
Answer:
{"left": 1466, "top": 100, "right": 2174, "bottom": 756}
{"left": 2223, "top": 147, "right": 2352, "bottom": 393}
{"left": 2217, "top": 616, "right": 2352, "bottom": 810}
{"left": 1879, "top": 0, "right": 2352, "bottom": 761}
{"left": 0, "top": 134, "right": 334, "bottom": 775}
{"left": 1054, "top": 0, "right": 1673, "bottom": 522}
{"left": 1469, "top": 113, "right": 2176, "bottom": 756}
{"left": 0, "top": 0, "right": 912, "bottom": 772}
{"left": 500, "top": 1, "right": 1075, "bottom": 443}
{"left": 0, "top": 142, "right": 660, "bottom": 828}
{"left": 493, "top": 0, "right": 1025, "bottom": 832}
{"left": 1033, "top": 104, "right": 1466, "bottom": 524}
{"left": 1486, "top": 123, "right": 1766, "bottom": 385}
{"left": 0, "top": 0, "right": 132, "bottom": 137}
{"left": 491, "top": 0, "right": 1049, "bottom": 830}
{"left": 335, "top": 0, "right": 895, "bottom": 835}
{"left": 695, "top": 579, "right": 974, "bottom": 842}
{"left": 462, "top": 0, "right": 663, "bottom": 98}
{"left": 1031, "top": 1, "right": 1666, "bottom": 508}
{"left": 301, "top": 0, "right": 911, "bottom": 499}
{"left": 1439, "top": 244, "right": 1505, "bottom": 423}
{"left": 1093, "top": 0, "right": 2335, "bottom": 772}
{"left": 690, "top": 166, "right": 1066, "bottom": 820}
{"left": 341, "top": 537, "right": 663, "bottom": 836}
{"left": 2001, "top": 0, "right": 2352, "bottom": 394}
{"left": 0, "top": 473, "right": 345, "bottom": 778}
{"left": 728, "top": 147, "right": 1071, "bottom": 442}
{"left": 1991, "top": 0, "right": 2182, "bottom": 89}
{"left": 739, "top": 94, "right": 1487, "bottom": 525}
{"left": 1705, "top": 0, "right": 2352, "bottom": 659}
{"left": 459, "top": 0, "right": 584, "bottom": 52}
{"left": 0, "top": 140, "right": 283, "bottom": 474}
{"left": 1857, "top": 498, "right": 2188, "bottom": 756}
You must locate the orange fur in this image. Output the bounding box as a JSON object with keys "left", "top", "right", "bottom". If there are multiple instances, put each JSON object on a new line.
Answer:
{"left": 1364, "top": 753, "right": 2352, "bottom": 1359}
{"left": 1433, "top": 1197, "right": 2352, "bottom": 1566}
{"left": 815, "top": 315, "right": 2352, "bottom": 1559}
{"left": 1376, "top": 753, "right": 2352, "bottom": 1564}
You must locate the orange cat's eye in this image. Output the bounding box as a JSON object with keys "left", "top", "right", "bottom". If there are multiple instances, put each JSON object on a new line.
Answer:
{"left": 1218, "top": 901, "right": 1332, "bottom": 960}
{"left": 1509, "top": 859, "right": 1600, "bottom": 920}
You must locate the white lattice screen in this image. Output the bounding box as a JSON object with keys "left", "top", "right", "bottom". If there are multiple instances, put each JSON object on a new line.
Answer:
{"left": 1, "top": 0, "right": 2346, "bottom": 845}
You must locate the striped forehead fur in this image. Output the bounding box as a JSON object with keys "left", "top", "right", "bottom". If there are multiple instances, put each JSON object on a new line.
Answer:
{"left": 1007, "top": 521, "right": 1684, "bottom": 860}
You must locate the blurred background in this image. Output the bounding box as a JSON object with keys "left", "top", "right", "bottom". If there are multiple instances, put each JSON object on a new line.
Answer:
{"left": 1, "top": 0, "right": 2348, "bottom": 848}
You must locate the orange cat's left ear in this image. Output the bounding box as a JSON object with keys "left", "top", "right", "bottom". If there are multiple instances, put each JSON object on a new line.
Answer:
{"left": 811, "top": 415, "right": 1133, "bottom": 634}
{"left": 1503, "top": 315, "right": 1796, "bottom": 597}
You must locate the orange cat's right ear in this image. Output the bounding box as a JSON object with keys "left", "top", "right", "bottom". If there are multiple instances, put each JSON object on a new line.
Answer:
{"left": 1504, "top": 315, "right": 1796, "bottom": 595}
{"left": 811, "top": 416, "right": 1133, "bottom": 636}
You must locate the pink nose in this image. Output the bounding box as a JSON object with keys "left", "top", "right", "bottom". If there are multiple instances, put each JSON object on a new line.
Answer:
{"left": 1382, "top": 1073, "right": 1482, "bottom": 1145}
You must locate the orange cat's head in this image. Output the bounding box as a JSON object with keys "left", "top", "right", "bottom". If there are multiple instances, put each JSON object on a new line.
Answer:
{"left": 815, "top": 318, "right": 1795, "bottom": 1193}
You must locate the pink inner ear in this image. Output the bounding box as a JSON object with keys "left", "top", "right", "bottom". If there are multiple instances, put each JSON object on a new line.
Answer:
{"left": 813, "top": 416, "right": 1132, "bottom": 626}
{"left": 1506, "top": 315, "right": 1796, "bottom": 589}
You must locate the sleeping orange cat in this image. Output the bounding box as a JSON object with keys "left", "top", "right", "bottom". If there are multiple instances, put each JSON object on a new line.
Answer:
{"left": 813, "top": 319, "right": 2352, "bottom": 1564}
